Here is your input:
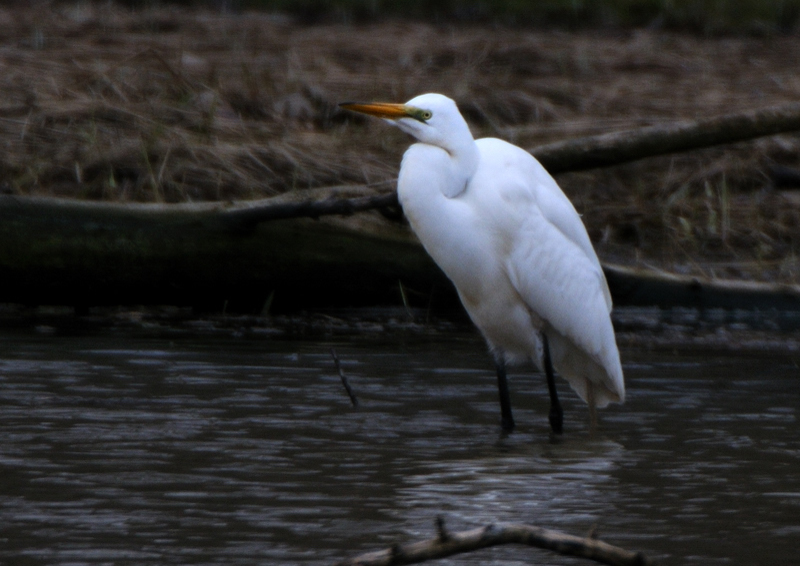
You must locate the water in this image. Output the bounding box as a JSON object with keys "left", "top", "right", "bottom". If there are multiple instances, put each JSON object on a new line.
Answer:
{"left": 0, "top": 317, "right": 798, "bottom": 565}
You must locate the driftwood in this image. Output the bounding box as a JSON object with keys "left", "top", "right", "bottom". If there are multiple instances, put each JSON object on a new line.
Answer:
{"left": 530, "top": 101, "right": 800, "bottom": 173}
{"left": 0, "top": 188, "right": 449, "bottom": 311}
{"left": 335, "top": 519, "right": 655, "bottom": 566}
{"left": 2, "top": 189, "right": 800, "bottom": 311}
{"left": 604, "top": 264, "right": 800, "bottom": 311}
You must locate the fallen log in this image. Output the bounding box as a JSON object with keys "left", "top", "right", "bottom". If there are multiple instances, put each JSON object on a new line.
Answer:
{"left": 604, "top": 264, "right": 800, "bottom": 311}
{"left": 0, "top": 187, "right": 449, "bottom": 312}
{"left": 2, "top": 190, "right": 800, "bottom": 312}
{"left": 334, "top": 519, "right": 655, "bottom": 566}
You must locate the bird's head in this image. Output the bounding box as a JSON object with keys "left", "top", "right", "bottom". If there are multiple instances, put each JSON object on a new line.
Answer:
{"left": 339, "top": 93, "right": 473, "bottom": 150}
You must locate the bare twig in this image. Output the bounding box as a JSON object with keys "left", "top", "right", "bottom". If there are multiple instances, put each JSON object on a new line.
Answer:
{"left": 334, "top": 520, "right": 655, "bottom": 566}
{"left": 330, "top": 348, "right": 359, "bottom": 407}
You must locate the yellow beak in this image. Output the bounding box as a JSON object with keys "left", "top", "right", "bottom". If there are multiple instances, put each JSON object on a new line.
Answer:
{"left": 338, "top": 102, "right": 410, "bottom": 119}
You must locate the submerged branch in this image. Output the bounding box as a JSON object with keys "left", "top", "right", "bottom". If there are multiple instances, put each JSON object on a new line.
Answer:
{"left": 530, "top": 101, "right": 800, "bottom": 173}
{"left": 330, "top": 348, "right": 359, "bottom": 407}
{"left": 334, "top": 519, "right": 655, "bottom": 566}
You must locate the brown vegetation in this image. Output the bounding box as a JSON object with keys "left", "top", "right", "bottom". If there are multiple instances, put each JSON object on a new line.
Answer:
{"left": 2, "top": 3, "right": 800, "bottom": 284}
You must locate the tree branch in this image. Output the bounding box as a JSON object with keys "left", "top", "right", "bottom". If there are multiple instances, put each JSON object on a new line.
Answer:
{"left": 220, "top": 191, "right": 398, "bottom": 231}
{"left": 334, "top": 520, "right": 655, "bottom": 566}
{"left": 530, "top": 101, "right": 800, "bottom": 173}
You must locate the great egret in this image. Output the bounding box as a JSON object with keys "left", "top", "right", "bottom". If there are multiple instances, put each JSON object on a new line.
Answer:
{"left": 340, "top": 93, "right": 624, "bottom": 434}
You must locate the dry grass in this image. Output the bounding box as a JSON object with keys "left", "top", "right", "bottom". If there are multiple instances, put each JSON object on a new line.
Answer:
{"left": 2, "top": 3, "right": 800, "bottom": 284}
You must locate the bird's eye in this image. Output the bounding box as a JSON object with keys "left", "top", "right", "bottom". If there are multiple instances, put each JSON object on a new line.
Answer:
{"left": 408, "top": 107, "right": 432, "bottom": 122}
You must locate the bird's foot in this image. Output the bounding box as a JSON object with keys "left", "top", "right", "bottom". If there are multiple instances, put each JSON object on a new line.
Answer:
{"left": 500, "top": 415, "right": 515, "bottom": 433}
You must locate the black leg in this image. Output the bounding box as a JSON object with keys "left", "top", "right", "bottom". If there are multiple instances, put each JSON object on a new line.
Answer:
{"left": 542, "top": 333, "right": 563, "bottom": 435}
{"left": 495, "top": 357, "right": 515, "bottom": 432}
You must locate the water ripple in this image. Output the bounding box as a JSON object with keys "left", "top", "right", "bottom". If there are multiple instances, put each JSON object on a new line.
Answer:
{"left": 0, "top": 332, "right": 797, "bottom": 565}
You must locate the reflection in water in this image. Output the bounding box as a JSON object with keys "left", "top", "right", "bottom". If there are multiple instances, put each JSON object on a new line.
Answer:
{"left": 0, "top": 321, "right": 798, "bottom": 565}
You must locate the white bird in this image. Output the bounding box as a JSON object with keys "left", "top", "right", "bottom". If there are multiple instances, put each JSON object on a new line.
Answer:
{"left": 340, "top": 93, "right": 624, "bottom": 434}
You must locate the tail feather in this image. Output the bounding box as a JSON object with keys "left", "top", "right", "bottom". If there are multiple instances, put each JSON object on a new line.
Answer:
{"left": 545, "top": 327, "right": 624, "bottom": 408}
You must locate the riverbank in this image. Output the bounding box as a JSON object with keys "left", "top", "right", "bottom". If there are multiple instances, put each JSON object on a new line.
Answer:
{"left": 2, "top": 3, "right": 800, "bottom": 287}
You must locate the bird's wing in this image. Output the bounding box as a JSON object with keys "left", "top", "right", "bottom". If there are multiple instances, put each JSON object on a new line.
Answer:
{"left": 476, "top": 138, "right": 612, "bottom": 310}
{"left": 528, "top": 163, "right": 613, "bottom": 311}
{"left": 505, "top": 203, "right": 623, "bottom": 403}
{"left": 474, "top": 139, "right": 622, "bottom": 403}
{"left": 506, "top": 195, "right": 607, "bottom": 348}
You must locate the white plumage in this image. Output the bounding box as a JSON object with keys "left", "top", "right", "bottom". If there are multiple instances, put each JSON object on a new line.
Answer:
{"left": 341, "top": 93, "right": 624, "bottom": 432}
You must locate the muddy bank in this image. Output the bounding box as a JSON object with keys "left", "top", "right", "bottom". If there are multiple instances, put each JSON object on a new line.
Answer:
{"left": 4, "top": 301, "right": 800, "bottom": 355}
{"left": 2, "top": 3, "right": 800, "bottom": 294}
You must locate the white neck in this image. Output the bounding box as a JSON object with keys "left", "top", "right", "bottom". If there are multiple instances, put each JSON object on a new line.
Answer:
{"left": 396, "top": 115, "right": 479, "bottom": 198}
